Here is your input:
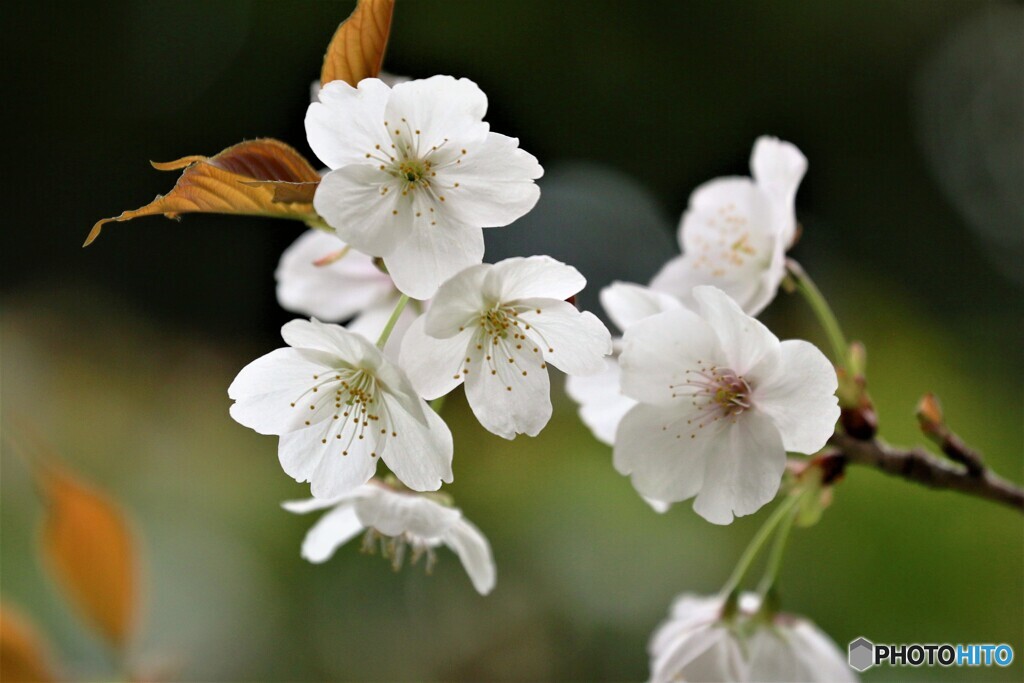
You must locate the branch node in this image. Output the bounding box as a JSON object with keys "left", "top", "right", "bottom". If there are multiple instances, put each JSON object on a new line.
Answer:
{"left": 916, "top": 393, "right": 985, "bottom": 477}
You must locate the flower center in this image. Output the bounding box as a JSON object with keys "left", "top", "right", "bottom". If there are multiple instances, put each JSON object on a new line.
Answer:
{"left": 480, "top": 305, "right": 516, "bottom": 338}
{"left": 670, "top": 362, "right": 752, "bottom": 438}
{"left": 690, "top": 202, "right": 767, "bottom": 276}
{"left": 361, "top": 527, "right": 439, "bottom": 574}
{"left": 397, "top": 158, "right": 430, "bottom": 184}
{"left": 289, "top": 368, "right": 396, "bottom": 458}
{"left": 362, "top": 118, "right": 471, "bottom": 222}
{"left": 450, "top": 303, "right": 552, "bottom": 390}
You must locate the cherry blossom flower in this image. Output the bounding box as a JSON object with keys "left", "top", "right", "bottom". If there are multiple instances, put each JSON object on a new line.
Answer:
{"left": 650, "top": 136, "right": 807, "bottom": 315}
{"left": 307, "top": 75, "right": 543, "bottom": 299}
{"left": 275, "top": 228, "right": 416, "bottom": 357}
{"left": 283, "top": 479, "right": 495, "bottom": 595}
{"left": 228, "top": 319, "right": 453, "bottom": 498}
{"left": 399, "top": 256, "right": 612, "bottom": 439}
{"left": 565, "top": 281, "right": 685, "bottom": 446}
{"left": 614, "top": 285, "right": 838, "bottom": 524}
{"left": 649, "top": 592, "right": 857, "bottom": 683}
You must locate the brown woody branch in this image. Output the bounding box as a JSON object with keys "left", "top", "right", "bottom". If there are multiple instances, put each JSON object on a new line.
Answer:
{"left": 829, "top": 432, "right": 1024, "bottom": 512}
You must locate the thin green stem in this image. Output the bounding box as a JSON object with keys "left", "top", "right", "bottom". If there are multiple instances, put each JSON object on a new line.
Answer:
{"left": 376, "top": 294, "right": 410, "bottom": 349}
{"left": 755, "top": 492, "right": 803, "bottom": 599}
{"left": 719, "top": 494, "right": 801, "bottom": 599}
{"left": 786, "top": 258, "right": 850, "bottom": 367}
{"left": 429, "top": 396, "right": 446, "bottom": 414}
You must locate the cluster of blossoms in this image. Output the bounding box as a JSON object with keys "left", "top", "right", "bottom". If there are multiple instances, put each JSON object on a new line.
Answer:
{"left": 563, "top": 137, "right": 853, "bottom": 677}
{"left": 90, "top": 8, "right": 1017, "bottom": 679}
{"left": 225, "top": 73, "right": 851, "bottom": 670}
{"left": 230, "top": 75, "right": 613, "bottom": 595}
{"left": 568, "top": 138, "right": 839, "bottom": 524}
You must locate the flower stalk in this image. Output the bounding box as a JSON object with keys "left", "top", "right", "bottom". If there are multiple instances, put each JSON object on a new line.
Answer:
{"left": 785, "top": 258, "right": 850, "bottom": 368}
{"left": 755, "top": 490, "right": 805, "bottom": 602}
{"left": 719, "top": 493, "right": 801, "bottom": 601}
{"left": 376, "top": 293, "right": 410, "bottom": 349}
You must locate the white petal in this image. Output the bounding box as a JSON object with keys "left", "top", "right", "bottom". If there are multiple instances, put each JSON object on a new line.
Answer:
{"left": 305, "top": 78, "right": 392, "bottom": 169}
{"left": 314, "top": 165, "right": 412, "bottom": 256}
{"left": 378, "top": 395, "right": 454, "bottom": 492}
{"left": 650, "top": 252, "right": 776, "bottom": 317}
{"left": 752, "top": 339, "right": 839, "bottom": 454}
{"left": 398, "top": 315, "right": 472, "bottom": 399}
{"left": 751, "top": 137, "right": 806, "bottom": 200}
{"left": 228, "top": 347, "right": 337, "bottom": 435}
{"left": 278, "top": 422, "right": 381, "bottom": 499}
{"left": 746, "top": 628, "right": 802, "bottom": 683}
{"left": 644, "top": 497, "right": 672, "bottom": 513}
{"left": 692, "top": 285, "right": 779, "bottom": 375}
{"left": 464, "top": 335, "right": 552, "bottom": 439}
{"left": 618, "top": 309, "right": 725, "bottom": 406}
{"left": 354, "top": 486, "right": 460, "bottom": 538}
{"left": 439, "top": 132, "right": 542, "bottom": 228}
{"left": 422, "top": 263, "right": 490, "bottom": 337}
{"left": 385, "top": 76, "right": 489, "bottom": 151}
{"left": 750, "top": 136, "right": 806, "bottom": 247}
{"left": 691, "top": 410, "right": 786, "bottom": 525}
{"left": 653, "top": 594, "right": 724, "bottom": 654}
{"left": 298, "top": 503, "right": 365, "bottom": 564}
{"left": 383, "top": 216, "right": 485, "bottom": 300}
{"left": 786, "top": 619, "right": 859, "bottom": 683}
{"left": 281, "top": 491, "right": 364, "bottom": 514}
{"left": 564, "top": 357, "right": 634, "bottom": 446}
{"left": 281, "top": 318, "right": 381, "bottom": 368}
{"left": 514, "top": 299, "right": 611, "bottom": 376}
{"left": 443, "top": 517, "right": 497, "bottom": 595}
{"left": 612, "top": 403, "right": 713, "bottom": 504}
{"left": 600, "top": 281, "right": 685, "bottom": 332}
{"left": 275, "top": 230, "right": 394, "bottom": 321}
{"left": 484, "top": 256, "right": 586, "bottom": 302}
{"left": 651, "top": 624, "right": 743, "bottom": 683}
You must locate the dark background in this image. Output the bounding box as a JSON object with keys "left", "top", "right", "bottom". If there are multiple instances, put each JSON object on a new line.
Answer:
{"left": 3, "top": 1, "right": 1022, "bottom": 681}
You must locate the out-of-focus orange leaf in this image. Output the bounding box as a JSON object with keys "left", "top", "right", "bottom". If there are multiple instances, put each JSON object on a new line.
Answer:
{"left": 38, "top": 466, "right": 138, "bottom": 649}
{"left": 85, "top": 139, "right": 321, "bottom": 246}
{"left": 321, "top": 0, "right": 395, "bottom": 87}
{"left": 1, "top": 605, "right": 57, "bottom": 682}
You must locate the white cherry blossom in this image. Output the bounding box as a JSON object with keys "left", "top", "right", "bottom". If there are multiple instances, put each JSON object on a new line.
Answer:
{"left": 614, "top": 285, "right": 838, "bottom": 524}
{"left": 228, "top": 319, "right": 453, "bottom": 498}
{"left": 649, "top": 592, "right": 857, "bottom": 683}
{"left": 307, "top": 75, "right": 543, "bottom": 299}
{"left": 400, "top": 256, "right": 612, "bottom": 439}
{"left": 650, "top": 136, "right": 807, "bottom": 315}
{"left": 283, "top": 480, "right": 495, "bottom": 595}
{"left": 275, "top": 228, "right": 416, "bottom": 357}
{"left": 565, "top": 281, "right": 684, "bottom": 446}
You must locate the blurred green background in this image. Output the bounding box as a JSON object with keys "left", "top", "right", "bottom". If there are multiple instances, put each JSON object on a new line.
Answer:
{"left": 2, "top": 1, "right": 1022, "bottom": 681}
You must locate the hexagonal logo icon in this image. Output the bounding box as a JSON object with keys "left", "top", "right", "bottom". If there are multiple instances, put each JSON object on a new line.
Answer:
{"left": 848, "top": 637, "right": 875, "bottom": 672}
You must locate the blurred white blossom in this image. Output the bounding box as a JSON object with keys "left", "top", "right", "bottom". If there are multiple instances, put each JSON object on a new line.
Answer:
{"left": 614, "top": 286, "right": 838, "bottom": 524}
{"left": 283, "top": 480, "right": 495, "bottom": 595}
{"left": 649, "top": 592, "right": 856, "bottom": 683}
{"left": 651, "top": 136, "right": 806, "bottom": 315}
{"left": 228, "top": 319, "right": 453, "bottom": 498}
{"left": 307, "top": 75, "right": 543, "bottom": 299}
{"left": 275, "top": 229, "right": 416, "bottom": 358}
{"left": 400, "top": 256, "right": 612, "bottom": 439}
